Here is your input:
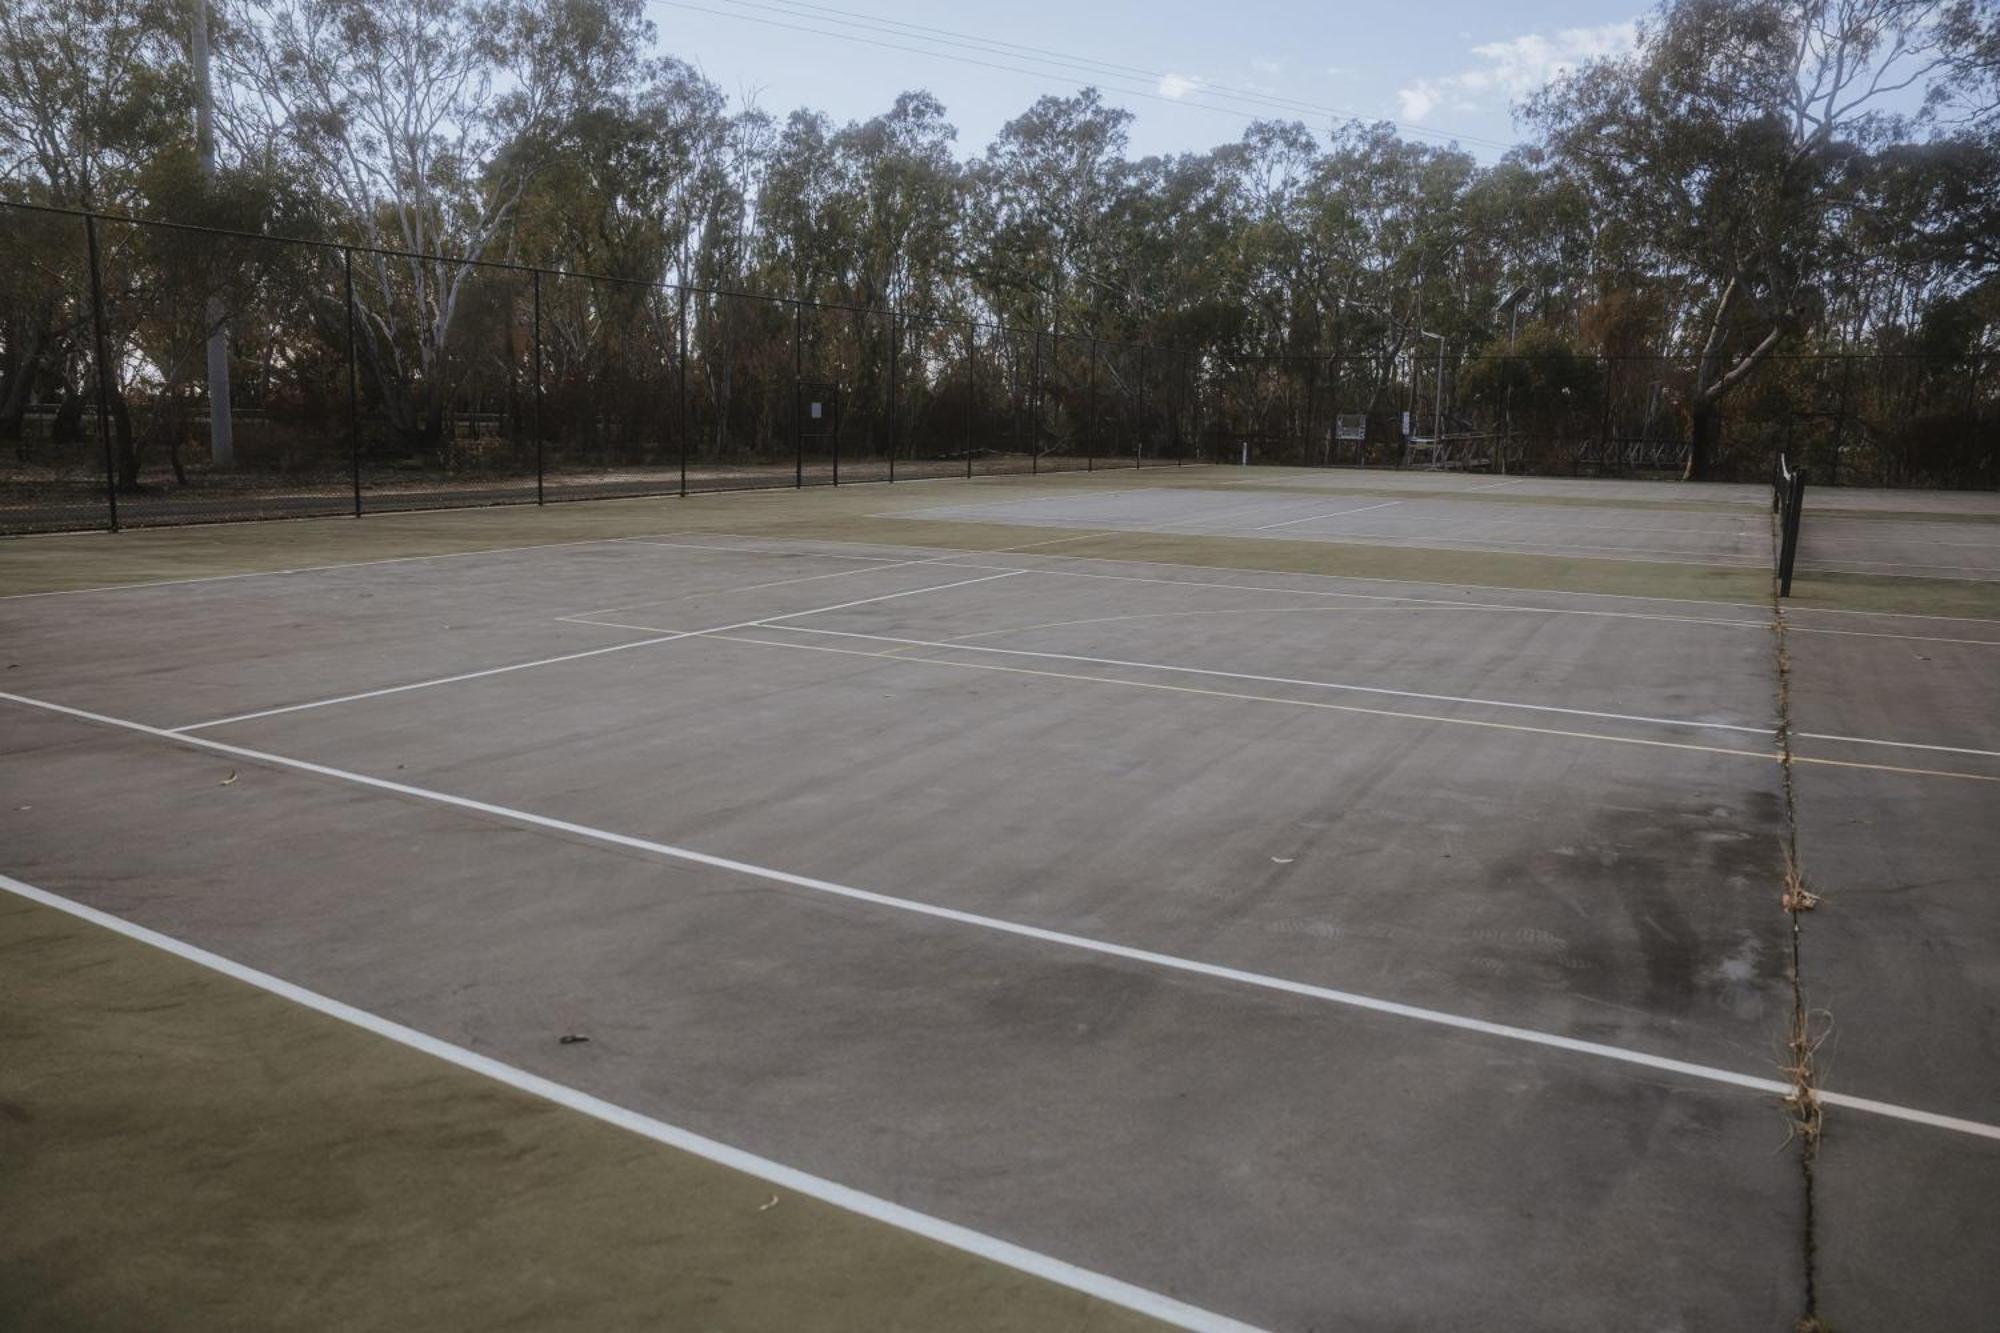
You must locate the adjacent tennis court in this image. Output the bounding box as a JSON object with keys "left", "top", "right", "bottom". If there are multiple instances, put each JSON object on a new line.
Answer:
{"left": 5, "top": 467, "right": 1997, "bottom": 1330}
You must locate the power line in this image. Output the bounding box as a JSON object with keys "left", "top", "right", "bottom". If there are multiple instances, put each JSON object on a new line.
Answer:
{"left": 723, "top": 0, "right": 1421, "bottom": 133}
{"left": 683, "top": 0, "right": 1519, "bottom": 149}
{"left": 649, "top": 0, "right": 1520, "bottom": 152}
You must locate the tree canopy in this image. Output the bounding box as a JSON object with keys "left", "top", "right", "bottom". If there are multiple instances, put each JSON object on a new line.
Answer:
{"left": 2, "top": 0, "right": 1995, "bottom": 483}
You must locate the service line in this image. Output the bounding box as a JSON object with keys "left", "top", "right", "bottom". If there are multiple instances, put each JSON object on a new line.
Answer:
{"left": 3, "top": 690, "right": 1994, "bottom": 1141}
{"left": 172, "top": 570, "right": 1023, "bottom": 733}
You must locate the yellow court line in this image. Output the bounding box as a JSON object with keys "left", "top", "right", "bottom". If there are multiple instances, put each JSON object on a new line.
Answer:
{"left": 1788, "top": 752, "right": 2000, "bottom": 783}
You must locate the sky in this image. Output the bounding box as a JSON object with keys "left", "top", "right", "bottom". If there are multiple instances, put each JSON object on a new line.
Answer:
{"left": 639, "top": 0, "right": 1652, "bottom": 162}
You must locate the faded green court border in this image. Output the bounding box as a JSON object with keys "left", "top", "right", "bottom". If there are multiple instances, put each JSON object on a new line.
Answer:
{"left": 0, "top": 880, "right": 1216, "bottom": 1333}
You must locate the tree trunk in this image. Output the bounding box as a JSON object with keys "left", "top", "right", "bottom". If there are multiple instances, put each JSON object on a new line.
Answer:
{"left": 53, "top": 380, "right": 84, "bottom": 443}
{"left": 110, "top": 390, "right": 139, "bottom": 491}
{"left": 1684, "top": 403, "right": 1718, "bottom": 481}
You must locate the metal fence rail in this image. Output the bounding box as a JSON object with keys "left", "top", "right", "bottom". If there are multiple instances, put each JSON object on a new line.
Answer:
{"left": 2, "top": 201, "right": 1992, "bottom": 535}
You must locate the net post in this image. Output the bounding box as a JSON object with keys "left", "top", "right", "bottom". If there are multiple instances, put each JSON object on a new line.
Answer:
{"left": 344, "top": 247, "right": 361, "bottom": 516}
{"left": 83, "top": 212, "right": 119, "bottom": 532}
{"left": 677, "top": 285, "right": 689, "bottom": 498}
{"left": 964, "top": 320, "right": 975, "bottom": 480}
{"left": 532, "top": 268, "right": 545, "bottom": 505}
{"left": 1780, "top": 466, "right": 1804, "bottom": 596}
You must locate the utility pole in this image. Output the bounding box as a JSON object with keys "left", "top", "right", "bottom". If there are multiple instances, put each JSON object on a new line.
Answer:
{"left": 193, "top": 0, "right": 233, "bottom": 467}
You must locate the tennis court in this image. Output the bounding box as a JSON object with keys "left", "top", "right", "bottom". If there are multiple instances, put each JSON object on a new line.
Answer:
{"left": 5, "top": 467, "right": 1998, "bottom": 1330}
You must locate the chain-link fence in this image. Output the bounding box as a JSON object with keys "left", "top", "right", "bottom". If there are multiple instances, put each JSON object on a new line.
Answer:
{"left": 3, "top": 202, "right": 1991, "bottom": 534}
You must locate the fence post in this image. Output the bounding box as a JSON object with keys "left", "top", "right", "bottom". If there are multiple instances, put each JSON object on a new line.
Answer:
{"left": 1963, "top": 357, "right": 1984, "bottom": 489}
{"left": 964, "top": 320, "right": 975, "bottom": 480}
{"left": 1190, "top": 348, "right": 1202, "bottom": 465}
{"left": 1087, "top": 335, "right": 1097, "bottom": 472}
{"left": 1168, "top": 344, "right": 1184, "bottom": 464}
{"left": 344, "top": 247, "right": 361, "bottom": 516}
{"left": 83, "top": 213, "right": 119, "bottom": 532}
{"left": 677, "top": 285, "right": 689, "bottom": 498}
{"left": 1030, "top": 319, "right": 1042, "bottom": 474}
{"left": 887, "top": 311, "right": 898, "bottom": 483}
{"left": 1599, "top": 356, "right": 1614, "bottom": 474}
{"left": 532, "top": 269, "right": 545, "bottom": 505}
{"left": 1136, "top": 344, "right": 1147, "bottom": 468}
{"left": 794, "top": 302, "right": 804, "bottom": 488}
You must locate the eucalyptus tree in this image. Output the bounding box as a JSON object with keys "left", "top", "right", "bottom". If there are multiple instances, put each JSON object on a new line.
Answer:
{"left": 1530, "top": 0, "right": 1979, "bottom": 477}
{"left": 970, "top": 88, "right": 1133, "bottom": 330}
{"left": 228, "top": 0, "right": 656, "bottom": 453}
{"left": 0, "top": 0, "right": 188, "bottom": 452}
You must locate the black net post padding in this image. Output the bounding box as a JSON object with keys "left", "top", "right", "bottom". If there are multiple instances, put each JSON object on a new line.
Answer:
{"left": 1775, "top": 454, "right": 1806, "bottom": 597}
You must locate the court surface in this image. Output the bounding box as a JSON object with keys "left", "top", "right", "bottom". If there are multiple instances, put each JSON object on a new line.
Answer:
{"left": 4, "top": 465, "right": 1997, "bottom": 1330}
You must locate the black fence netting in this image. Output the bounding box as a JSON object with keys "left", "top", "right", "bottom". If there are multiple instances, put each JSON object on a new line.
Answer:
{"left": 4, "top": 202, "right": 1993, "bottom": 535}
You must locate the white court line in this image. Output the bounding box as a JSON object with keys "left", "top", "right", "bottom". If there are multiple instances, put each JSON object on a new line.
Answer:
{"left": 1250, "top": 500, "right": 1405, "bottom": 531}
{"left": 1794, "top": 731, "right": 2000, "bottom": 760}
{"left": 171, "top": 570, "right": 1024, "bottom": 733}
{"left": 677, "top": 629, "right": 1999, "bottom": 783}
{"left": 0, "top": 871, "right": 1264, "bottom": 1333}
{"left": 13, "top": 517, "right": 1997, "bottom": 629}
{"left": 947, "top": 544, "right": 2000, "bottom": 626}
{"left": 739, "top": 623, "right": 1778, "bottom": 739}
{"left": 0, "top": 531, "right": 944, "bottom": 604}
{"left": 568, "top": 552, "right": 955, "bottom": 620}
{"left": 1470, "top": 479, "right": 1529, "bottom": 491}
{"left": 577, "top": 531, "right": 1117, "bottom": 618}
{"left": 868, "top": 487, "right": 1152, "bottom": 520}
{"left": 926, "top": 562, "right": 2000, "bottom": 646}
{"left": 942, "top": 517, "right": 1778, "bottom": 567}
{"left": 5, "top": 689, "right": 1994, "bottom": 1141}
{"left": 0, "top": 535, "right": 645, "bottom": 601}
{"left": 614, "top": 537, "right": 922, "bottom": 563}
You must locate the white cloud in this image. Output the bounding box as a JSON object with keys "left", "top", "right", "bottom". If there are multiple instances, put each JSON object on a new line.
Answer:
{"left": 1158, "top": 71, "right": 1201, "bottom": 100}
{"left": 1250, "top": 58, "right": 1283, "bottom": 77}
{"left": 1393, "top": 20, "right": 1636, "bottom": 122}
